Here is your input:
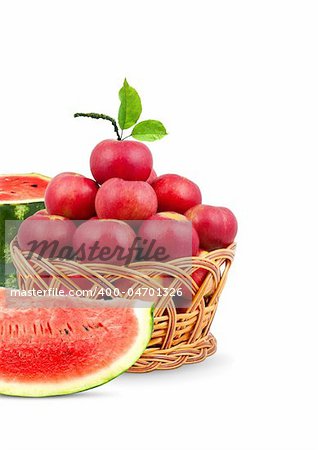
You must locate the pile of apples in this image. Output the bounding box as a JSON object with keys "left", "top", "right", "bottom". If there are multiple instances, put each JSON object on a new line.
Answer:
{"left": 18, "top": 138, "right": 237, "bottom": 266}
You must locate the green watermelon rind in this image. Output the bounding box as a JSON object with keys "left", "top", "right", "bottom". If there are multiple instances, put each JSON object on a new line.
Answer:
{"left": 0, "top": 303, "right": 154, "bottom": 397}
{"left": 0, "top": 173, "right": 50, "bottom": 287}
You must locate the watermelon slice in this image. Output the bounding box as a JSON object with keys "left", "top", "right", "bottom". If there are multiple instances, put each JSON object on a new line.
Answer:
{"left": 0, "top": 288, "right": 153, "bottom": 397}
{"left": 0, "top": 173, "right": 50, "bottom": 287}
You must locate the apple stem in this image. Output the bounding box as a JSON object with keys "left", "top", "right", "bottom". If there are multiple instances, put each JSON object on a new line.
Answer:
{"left": 74, "top": 113, "right": 121, "bottom": 140}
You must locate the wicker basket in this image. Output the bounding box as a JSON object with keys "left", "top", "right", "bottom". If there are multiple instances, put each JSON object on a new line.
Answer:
{"left": 10, "top": 238, "right": 235, "bottom": 372}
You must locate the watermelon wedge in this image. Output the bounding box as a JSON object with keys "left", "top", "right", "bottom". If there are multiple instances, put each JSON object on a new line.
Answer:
{"left": 0, "top": 288, "right": 153, "bottom": 397}
{"left": 0, "top": 173, "right": 50, "bottom": 287}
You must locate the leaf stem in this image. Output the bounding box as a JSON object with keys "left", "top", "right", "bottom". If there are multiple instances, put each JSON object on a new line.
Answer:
{"left": 74, "top": 112, "right": 121, "bottom": 140}
{"left": 122, "top": 134, "right": 132, "bottom": 141}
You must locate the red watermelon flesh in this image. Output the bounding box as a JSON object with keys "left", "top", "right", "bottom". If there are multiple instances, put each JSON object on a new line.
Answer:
{"left": 0, "top": 289, "right": 153, "bottom": 396}
{"left": 0, "top": 173, "right": 50, "bottom": 203}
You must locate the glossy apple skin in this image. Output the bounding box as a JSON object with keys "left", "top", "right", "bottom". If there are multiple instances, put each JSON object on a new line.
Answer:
{"left": 73, "top": 218, "right": 136, "bottom": 265}
{"left": 146, "top": 169, "right": 157, "bottom": 184}
{"left": 45, "top": 172, "right": 99, "bottom": 220}
{"left": 185, "top": 205, "right": 238, "bottom": 251}
{"left": 90, "top": 139, "right": 153, "bottom": 184}
{"left": 137, "top": 212, "right": 199, "bottom": 261}
{"left": 17, "top": 215, "right": 76, "bottom": 259}
{"left": 151, "top": 174, "right": 202, "bottom": 214}
{"left": 95, "top": 178, "right": 158, "bottom": 221}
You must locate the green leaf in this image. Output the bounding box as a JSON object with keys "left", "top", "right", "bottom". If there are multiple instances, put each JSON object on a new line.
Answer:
{"left": 131, "top": 120, "right": 167, "bottom": 142}
{"left": 118, "top": 79, "right": 142, "bottom": 130}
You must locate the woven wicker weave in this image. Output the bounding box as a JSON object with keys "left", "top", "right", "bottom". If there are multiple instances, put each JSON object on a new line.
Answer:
{"left": 10, "top": 238, "right": 235, "bottom": 372}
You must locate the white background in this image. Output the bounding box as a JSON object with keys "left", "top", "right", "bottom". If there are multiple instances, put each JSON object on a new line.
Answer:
{"left": 1, "top": 1, "right": 317, "bottom": 449}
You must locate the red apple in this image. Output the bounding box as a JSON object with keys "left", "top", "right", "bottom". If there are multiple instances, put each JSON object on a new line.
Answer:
{"left": 90, "top": 139, "right": 153, "bottom": 184}
{"left": 17, "top": 215, "right": 76, "bottom": 259}
{"left": 185, "top": 205, "right": 238, "bottom": 251}
{"left": 45, "top": 172, "right": 99, "bottom": 220}
{"left": 146, "top": 169, "right": 157, "bottom": 184}
{"left": 73, "top": 218, "right": 136, "bottom": 265}
{"left": 95, "top": 178, "right": 158, "bottom": 221}
{"left": 151, "top": 174, "right": 202, "bottom": 214}
{"left": 91, "top": 213, "right": 141, "bottom": 233}
{"left": 138, "top": 211, "right": 199, "bottom": 261}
